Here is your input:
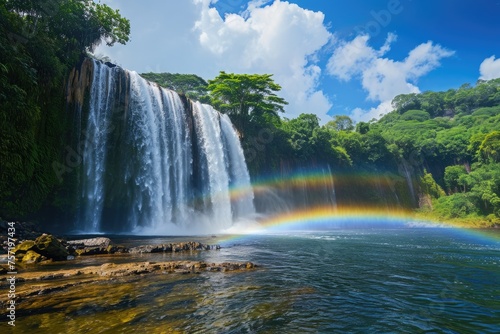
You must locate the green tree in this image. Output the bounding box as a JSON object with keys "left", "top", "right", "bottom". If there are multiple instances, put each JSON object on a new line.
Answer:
{"left": 478, "top": 131, "right": 500, "bottom": 163}
{"left": 356, "top": 121, "right": 370, "bottom": 134}
{"left": 392, "top": 93, "right": 421, "bottom": 114}
{"left": 400, "top": 110, "right": 431, "bottom": 122}
{"left": 281, "top": 114, "right": 319, "bottom": 160}
{"left": 207, "top": 71, "right": 288, "bottom": 136}
{"left": 444, "top": 165, "right": 468, "bottom": 193}
{"left": 325, "top": 115, "right": 354, "bottom": 131}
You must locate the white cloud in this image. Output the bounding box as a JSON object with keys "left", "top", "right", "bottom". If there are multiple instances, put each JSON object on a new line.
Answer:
{"left": 479, "top": 56, "right": 500, "bottom": 80}
{"left": 95, "top": 1, "right": 456, "bottom": 125}
{"left": 350, "top": 100, "right": 393, "bottom": 123}
{"left": 327, "top": 34, "right": 454, "bottom": 121}
{"left": 193, "top": 0, "right": 333, "bottom": 122}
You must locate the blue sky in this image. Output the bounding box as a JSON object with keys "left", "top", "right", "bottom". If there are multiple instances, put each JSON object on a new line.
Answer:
{"left": 96, "top": 0, "right": 500, "bottom": 123}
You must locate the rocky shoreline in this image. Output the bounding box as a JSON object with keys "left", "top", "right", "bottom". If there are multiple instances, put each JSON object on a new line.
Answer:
{"left": 0, "top": 221, "right": 258, "bottom": 307}
{"left": 0, "top": 221, "right": 225, "bottom": 265}
{"left": 0, "top": 260, "right": 257, "bottom": 307}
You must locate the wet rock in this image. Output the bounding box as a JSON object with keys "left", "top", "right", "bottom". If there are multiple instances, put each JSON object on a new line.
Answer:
{"left": 13, "top": 240, "right": 36, "bottom": 259}
{"left": 22, "top": 250, "right": 44, "bottom": 264}
{"left": 66, "top": 237, "right": 111, "bottom": 248}
{"left": 128, "top": 242, "right": 219, "bottom": 254}
{"left": 66, "top": 238, "right": 118, "bottom": 256}
{"left": 128, "top": 244, "right": 164, "bottom": 254}
{"left": 34, "top": 234, "right": 69, "bottom": 261}
{"left": 106, "top": 245, "right": 128, "bottom": 254}
{"left": 75, "top": 247, "right": 108, "bottom": 256}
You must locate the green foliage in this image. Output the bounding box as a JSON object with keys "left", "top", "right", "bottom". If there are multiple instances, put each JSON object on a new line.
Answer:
{"left": 420, "top": 172, "right": 445, "bottom": 199}
{"left": 400, "top": 110, "right": 430, "bottom": 122}
{"left": 392, "top": 93, "right": 421, "bottom": 114}
{"left": 325, "top": 115, "right": 354, "bottom": 131}
{"left": 444, "top": 165, "right": 468, "bottom": 193}
{"left": 434, "top": 193, "right": 479, "bottom": 219}
{"left": 392, "top": 78, "right": 500, "bottom": 118}
{"left": 140, "top": 72, "right": 208, "bottom": 102}
{"left": 0, "top": 0, "right": 129, "bottom": 219}
{"left": 207, "top": 71, "right": 288, "bottom": 136}
{"left": 356, "top": 121, "right": 370, "bottom": 134}
{"left": 478, "top": 131, "right": 500, "bottom": 163}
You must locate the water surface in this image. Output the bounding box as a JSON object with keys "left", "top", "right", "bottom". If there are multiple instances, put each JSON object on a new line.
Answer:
{"left": 9, "top": 228, "right": 500, "bottom": 333}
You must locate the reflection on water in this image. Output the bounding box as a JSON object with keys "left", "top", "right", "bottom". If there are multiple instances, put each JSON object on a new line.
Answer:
{"left": 5, "top": 229, "right": 500, "bottom": 333}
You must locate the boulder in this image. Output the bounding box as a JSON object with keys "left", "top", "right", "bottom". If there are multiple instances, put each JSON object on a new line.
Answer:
{"left": 22, "top": 250, "right": 44, "bottom": 264}
{"left": 14, "top": 240, "right": 36, "bottom": 259}
{"left": 66, "top": 237, "right": 111, "bottom": 248}
{"left": 34, "top": 234, "right": 69, "bottom": 261}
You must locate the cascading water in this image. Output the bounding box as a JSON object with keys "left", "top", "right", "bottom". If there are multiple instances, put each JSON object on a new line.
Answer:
{"left": 80, "top": 62, "right": 115, "bottom": 232}
{"left": 78, "top": 60, "right": 255, "bottom": 233}
{"left": 219, "top": 113, "right": 255, "bottom": 219}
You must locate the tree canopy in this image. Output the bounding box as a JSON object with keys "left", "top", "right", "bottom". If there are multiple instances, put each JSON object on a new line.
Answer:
{"left": 207, "top": 72, "right": 287, "bottom": 115}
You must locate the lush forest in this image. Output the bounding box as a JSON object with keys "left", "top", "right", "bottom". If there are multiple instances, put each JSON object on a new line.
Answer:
{"left": 145, "top": 72, "right": 500, "bottom": 227}
{"left": 1, "top": 1, "right": 499, "bottom": 227}
{"left": 0, "top": 0, "right": 130, "bottom": 219}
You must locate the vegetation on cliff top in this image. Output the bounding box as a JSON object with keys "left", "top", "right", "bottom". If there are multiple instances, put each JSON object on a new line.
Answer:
{"left": 0, "top": 0, "right": 130, "bottom": 219}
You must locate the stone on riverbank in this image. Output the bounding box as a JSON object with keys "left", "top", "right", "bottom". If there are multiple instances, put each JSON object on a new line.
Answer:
{"left": 128, "top": 241, "right": 220, "bottom": 254}
{"left": 13, "top": 240, "right": 36, "bottom": 258}
{"left": 22, "top": 250, "right": 45, "bottom": 264}
{"left": 67, "top": 237, "right": 111, "bottom": 248}
{"left": 34, "top": 234, "right": 68, "bottom": 261}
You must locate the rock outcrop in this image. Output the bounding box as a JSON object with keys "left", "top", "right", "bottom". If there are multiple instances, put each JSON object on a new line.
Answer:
{"left": 34, "top": 234, "right": 69, "bottom": 260}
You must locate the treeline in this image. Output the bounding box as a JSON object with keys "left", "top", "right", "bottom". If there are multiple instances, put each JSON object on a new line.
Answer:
{"left": 0, "top": 0, "right": 129, "bottom": 220}
{"left": 146, "top": 72, "right": 500, "bottom": 226}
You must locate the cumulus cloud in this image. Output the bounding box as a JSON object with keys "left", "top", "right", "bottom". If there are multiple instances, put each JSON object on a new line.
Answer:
{"left": 193, "top": 0, "right": 333, "bottom": 122}
{"left": 327, "top": 34, "right": 454, "bottom": 122}
{"left": 350, "top": 100, "right": 393, "bottom": 123}
{"left": 479, "top": 56, "right": 500, "bottom": 80}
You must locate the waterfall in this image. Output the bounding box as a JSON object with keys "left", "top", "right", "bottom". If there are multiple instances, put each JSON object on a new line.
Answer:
{"left": 78, "top": 60, "right": 255, "bottom": 233}
{"left": 220, "top": 113, "right": 255, "bottom": 219}
{"left": 80, "top": 62, "right": 115, "bottom": 231}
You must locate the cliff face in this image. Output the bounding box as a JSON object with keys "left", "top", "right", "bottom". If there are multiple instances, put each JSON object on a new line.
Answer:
{"left": 61, "top": 58, "right": 256, "bottom": 233}
{"left": 7, "top": 58, "right": 416, "bottom": 231}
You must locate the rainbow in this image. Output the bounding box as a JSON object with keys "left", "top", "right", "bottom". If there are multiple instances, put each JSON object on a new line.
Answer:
{"left": 228, "top": 169, "right": 406, "bottom": 202}
{"left": 220, "top": 205, "right": 500, "bottom": 244}
{"left": 215, "top": 168, "right": 500, "bottom": 244}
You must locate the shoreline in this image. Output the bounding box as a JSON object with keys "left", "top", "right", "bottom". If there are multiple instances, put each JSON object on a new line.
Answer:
{"left": 0, "top": 259, "right": 257, "bottom": 309}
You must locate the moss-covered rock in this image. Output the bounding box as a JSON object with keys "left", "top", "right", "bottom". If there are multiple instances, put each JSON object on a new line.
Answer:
{"left": 14, "top": 240, "right": 36, "bottom": 259}
{"left": 22, "top": 250, "right": 44, "bottom": 264}
{"left": 34, "top": 234, "right": 68, "bottom": 261}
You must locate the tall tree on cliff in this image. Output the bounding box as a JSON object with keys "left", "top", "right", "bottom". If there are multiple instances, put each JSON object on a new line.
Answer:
{"left": 206, "top": 71, "right": 288, "bottom": 138}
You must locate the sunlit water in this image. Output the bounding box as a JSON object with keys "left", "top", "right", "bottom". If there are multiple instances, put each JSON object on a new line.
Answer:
{"left": 9, "top": 228, "right": 500, "bottom": 333}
